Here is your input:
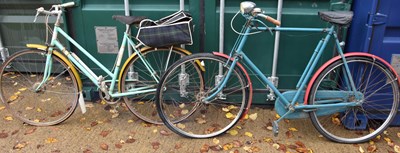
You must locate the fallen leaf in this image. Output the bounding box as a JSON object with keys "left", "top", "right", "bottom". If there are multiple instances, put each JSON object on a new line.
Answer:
{"left": 384, "top": 137, "right": 392, "bottom": 143}
{"left": 100, "top": 130, "right": 111, "bottom": 137}
{"left": 331, "top": 117, "right": 341, "bottom": 125}
{"left": 228, "top": 105, "right": 238, "bottom": 110}
{"left": 151, "top": 142, "right": 160, "bottom": 150}
{"left": 249, "top": 113, "right": 257, "bottom": 121}
{"left": 115, "top": 143, "right": 122, "bottom": 149}
{"left": 36, "top": 144, "right": 44, "bottom": 149}
{"left": 383, "top": 130, "right": 389, "bottom": 135}
{"left": 0, "top": 131, "right": 8, "bottom": 138}
{"left": 288, "top": 127, "right": 298, "bottom": 132}
{"left": 222, "top": 107, "right": 230, "bottom": 112}
{"left": 196, "top": 117, "right": 207, "bottom": 124}
{"left": 263, "top": 137, "right": 274, "bottom": 143}
{"left": 179, "top": 103, "right": 185, "bottom": 108}
{"left": 100, "top": 143, "right": 108, "bottom": 150}
{"left": 394, "top": 145, "right": 400, "bottom": 153}
{"left": 83, "top": 149, "right": 92, "bottom": 153}
{"left": 295, "top": 141, "right": 306, "bottom": 148}
{"left": 244, "top": 132, "right": 253, "bottom": 138}
{"left": 127, "top": 119, "right": 134, "bottom": 123}
{"left": 200, "top": 144, "right": 209, "bottom": 153}
{"left": 111, "top": 113, "right": 119, "bottom": 118}
{"left": 278, "top": 143, "right": 287, "bottom": 152}
{"left": 227, "top": 129, "right": 238, "bottom": 136}
{"left": 160, "top": 130, "right": 172, "bottom": 136}
{"left": 286, "top": 130, "right": 293, "bottom": 138}
{"left": 296, "top": 147, "right": 309, "bottom": 153}
{"left": 45, "top": 137, "right": 58, "bottom": 143}
{"left": 126, "top": 137, "right": 136, "bottom": 143}
{"left": 4, "top": 116, "right": 13, "bottom": 121}
{"left": 65, "top": 76, "right": 71, "bottom": 81}
{"left": 8, "top": 95, "right": 18, "bottom": 102}
{"left": 275, "top": 114, "right": 280, "bottom": 119}
{"left": 213, "top": 138, "right": 220, "bottom": 144}
{"left": 177, "top": 123, "right": 186, "bottom": 129}
{"left": 232, "top": 140, "right": 243, "bottom": 148}
{"left": 13, "top": 142, "right": 27, "bottom": 150}
{"left": 210, "top": 145, "right": 223, "bottom": 151}
{"left": 272, "top": 143, "right": 280, "bottom": 150}
{"left": 90, "top": 121, "right": 98, "bottom": 127}
{"left": 367, "top": 145, "right": 377, "bottom": 152}
{"left": 0, "top": 106, "right": 5, "bottom": 110}
{"left": 36, "top": 108, "right": 42, "bottom": 112}
{"left": 18, "top": 88, "right": 27, "bottom": 91}
{"left": 179, "top": 109, "right": 189, "bottom": 115}
{"left": 175, "top": 143, "right": 182, "bottom": 149}
{"left": 226, "top": 112, "right": 236, "bottom": 119}
{"left": 24, "top": 128, "right": 37, "bottom": 135}
{"left": 359, "top": 146, "right": 365, "bottom": 153}
{"left": 11, "top": 130, "right": 19, "bottom": 135}
{"left": 223, "top": 143, "right": 233, "bottom": 150}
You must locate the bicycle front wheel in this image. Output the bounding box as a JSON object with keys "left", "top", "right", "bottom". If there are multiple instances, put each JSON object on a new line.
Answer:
{"left": 156, "top": 53, "right": 249, "bottom": 138}
{"left": 0, "top": 49, "right": 79, "bottom": 126}
{"left": 120, "top": 47, "right": 197, "bottom": 124}
{"left": 309, "top": 56, "right": 399, "bottom": 143}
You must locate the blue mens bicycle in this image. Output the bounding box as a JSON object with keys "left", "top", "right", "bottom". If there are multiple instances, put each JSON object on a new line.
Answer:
{"left": 155, "top": 1, "right": 399, "bottom": 143}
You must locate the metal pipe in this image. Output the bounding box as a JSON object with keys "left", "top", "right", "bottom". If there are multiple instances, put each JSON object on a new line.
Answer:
{"left": 124, "top": 0, "right": 132, "bottom": 59}
{"left": 180, "top": 0, "right": 184, "bottom": 10}
{"left": 219, "top": 0, "right": 225, "bottom": 75}
{"left": 271, "top": 0, "right": 283, "bottom": 79}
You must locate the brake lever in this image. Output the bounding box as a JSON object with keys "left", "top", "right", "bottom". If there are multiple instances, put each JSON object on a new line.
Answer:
{"left": 33, "top": 7, "right": 44, "bottom": 22}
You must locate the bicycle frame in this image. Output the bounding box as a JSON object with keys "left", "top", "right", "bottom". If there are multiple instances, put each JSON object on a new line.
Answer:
{"left": 205, "top": 19, "right": 359, "bottom": 120}
{"left": 39, "top": 26, "right": 157, "bottom": 98}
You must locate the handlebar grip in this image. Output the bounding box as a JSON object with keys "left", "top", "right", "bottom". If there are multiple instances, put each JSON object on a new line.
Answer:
{"left": 60, "top": 2, "right": 75, "bottom": 8}
{"left": 258, "top": 14, "right": 281, "bottom": 26}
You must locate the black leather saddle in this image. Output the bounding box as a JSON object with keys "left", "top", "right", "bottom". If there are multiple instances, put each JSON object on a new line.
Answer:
{"left": 318, "top": 11, "right": 353, "bottom": 25}
{"left": 112, "top": 15, "right": 147, "bottom": 25}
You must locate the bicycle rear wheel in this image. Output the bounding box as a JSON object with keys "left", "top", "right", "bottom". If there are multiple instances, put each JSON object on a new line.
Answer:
{"left": 0, "top": 49, "right": 79, "bottom": 126}
{"left": 308, "top": 56, "right": 399, "bottom": 143}
{"left": 120, "top": 47, "right": 198, "bottom": 124}
{"left": 156, "top": 53, "right": 249, "bottom": 138}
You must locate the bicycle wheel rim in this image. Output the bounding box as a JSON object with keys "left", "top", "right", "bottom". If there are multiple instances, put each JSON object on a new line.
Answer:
{"left": 0, "top": 50, "right": 79, "bottom": 126}
{"left": 309, "top": 57, "right": 399, "bottom": 143}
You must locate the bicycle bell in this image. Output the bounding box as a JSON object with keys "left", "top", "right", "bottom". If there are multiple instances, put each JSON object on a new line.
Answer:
{"left": 240, "top": 1, "right": 256, "bottom": 14}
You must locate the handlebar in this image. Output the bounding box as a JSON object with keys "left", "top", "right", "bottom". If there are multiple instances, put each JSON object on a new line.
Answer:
{"left": 34, "top": 2, "right": 75, "bottom": 22}
{"left": 60, "top": 2, "right": 75, "bottom": 8}
{"left": 257, "top": 14, "right": 281, "bottom": 26}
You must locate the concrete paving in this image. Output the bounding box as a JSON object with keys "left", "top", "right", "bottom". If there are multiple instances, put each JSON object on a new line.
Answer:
{"left": 0, "top": 102, "right": 399, "bottom": 153}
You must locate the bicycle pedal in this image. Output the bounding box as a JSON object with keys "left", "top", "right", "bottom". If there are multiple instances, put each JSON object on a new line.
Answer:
{"left": 272, "top": 121, "right": 279, "bottom": 137}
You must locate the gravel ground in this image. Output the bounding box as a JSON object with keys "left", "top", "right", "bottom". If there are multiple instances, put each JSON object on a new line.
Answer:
{"left": 0, "top": 101, "right": 399, "bottom": 153}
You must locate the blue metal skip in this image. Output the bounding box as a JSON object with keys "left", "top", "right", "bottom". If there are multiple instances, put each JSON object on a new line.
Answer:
{"left": 346, "top": 0, "right": 400, "bottom": 126}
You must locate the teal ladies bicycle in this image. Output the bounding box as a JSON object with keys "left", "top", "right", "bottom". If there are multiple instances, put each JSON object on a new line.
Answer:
{"left": 155, "top": 1, "right": 399, "bottom": 143}
{"left": 0, "top": 2, "right": 200, "bottom": 125}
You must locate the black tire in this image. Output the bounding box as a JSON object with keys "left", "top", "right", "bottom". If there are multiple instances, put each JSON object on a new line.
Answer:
{"left": 309, "top": 56, "right": 399, "bottom": 143}
{"left": 0, "top": 49, "right": 79, "bottom": 126}
{"left": 156, "top": 53, "right": 249, "bottom": 138}
{"left": 120, "top": 47, "right": 198, "bottom": 124}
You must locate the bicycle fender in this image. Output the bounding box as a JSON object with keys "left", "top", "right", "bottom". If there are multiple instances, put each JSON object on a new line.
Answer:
{"left": 117, "top": 47, "right": 204, "bottom": 92}
{"left": 26, "top": 44, "right": 83, "bottom": 91}
{"left": 212, "top": 52, "right": 253, "bottom": 119}
{"left": 304, "top": 52, "right": 400, "bottom": 105}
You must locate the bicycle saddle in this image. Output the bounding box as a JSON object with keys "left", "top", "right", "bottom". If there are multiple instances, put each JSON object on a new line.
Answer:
{"left": 112, "top": 15, "right": 147, "bottom": 25}
{"left": 318, "top": 11, "right": 353, "bottom": 25}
